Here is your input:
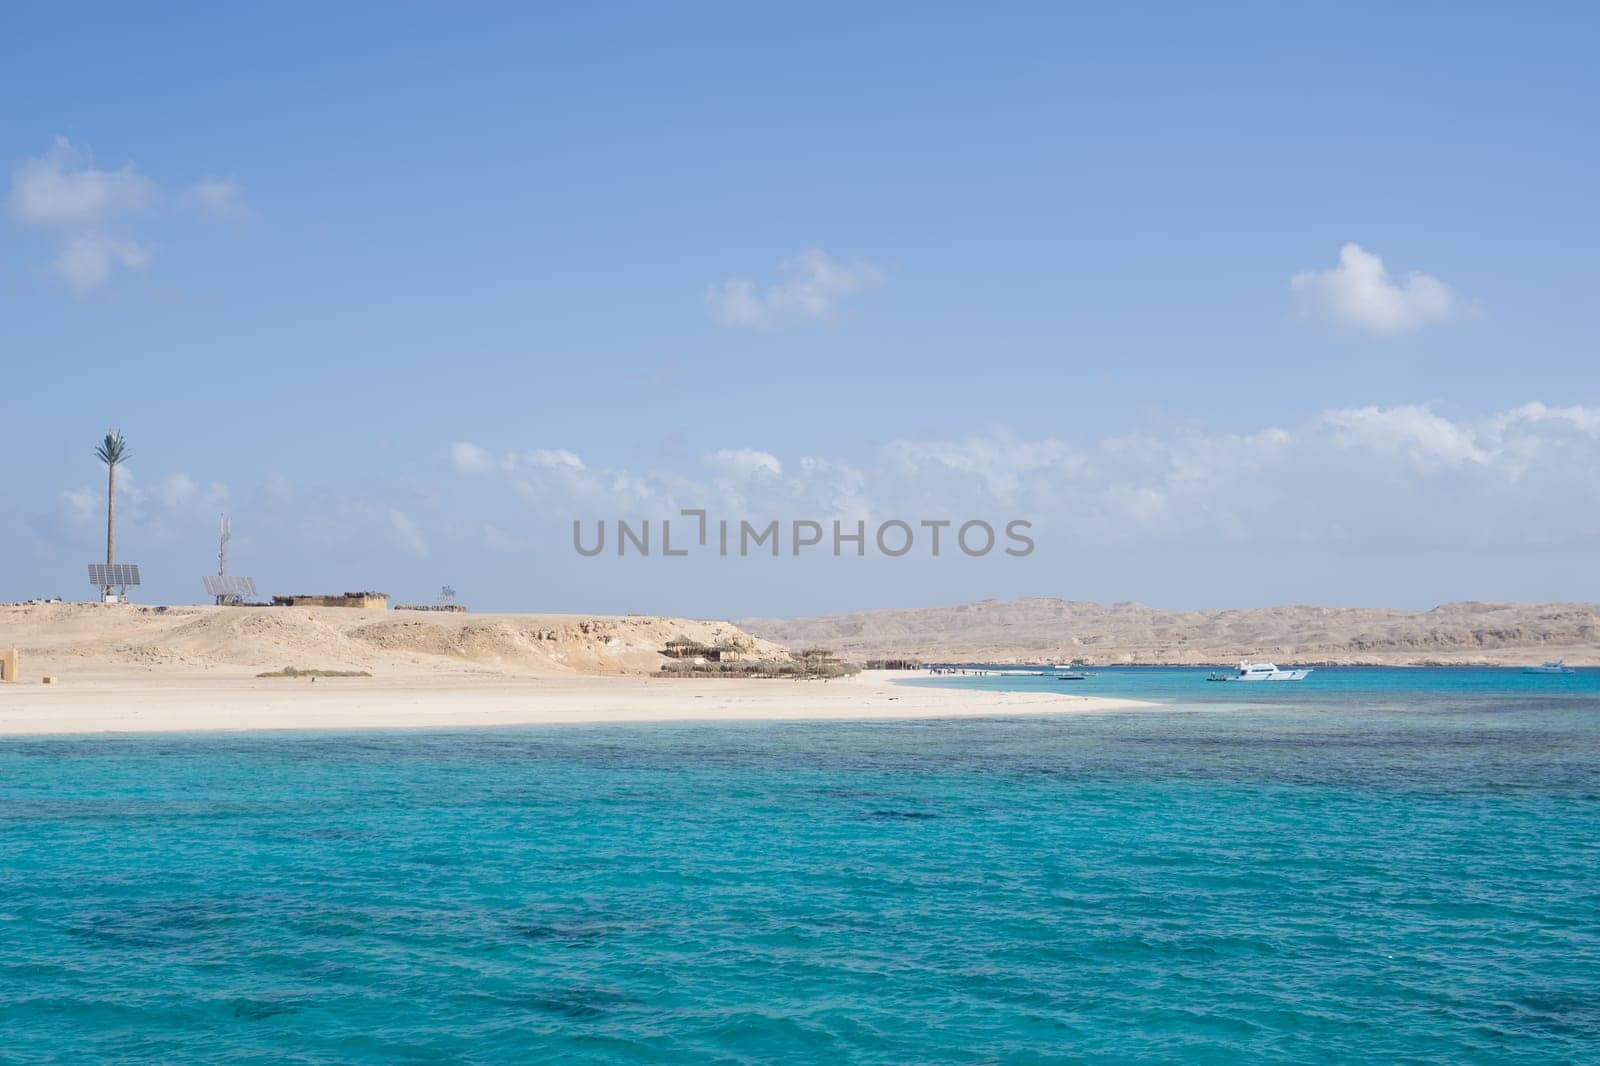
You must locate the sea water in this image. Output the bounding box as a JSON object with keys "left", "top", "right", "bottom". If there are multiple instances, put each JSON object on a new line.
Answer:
{"left": 1, "top": 670, "right": 1596, "bottom": 1062}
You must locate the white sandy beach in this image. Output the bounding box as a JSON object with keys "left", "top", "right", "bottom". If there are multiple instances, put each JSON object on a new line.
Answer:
{"left": 0, "top": 670, "right": 1146, "bottom": 736}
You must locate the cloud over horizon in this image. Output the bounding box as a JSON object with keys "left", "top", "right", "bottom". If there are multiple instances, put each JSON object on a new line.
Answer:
{"left": 452, "top": 401, "right": 1600, "bottom": 555}
{"left": 27, "top": 401, "right": 1600, "bottom": 611}
{"left": 55, "top": 401, "right": 1600, "bottom": 569}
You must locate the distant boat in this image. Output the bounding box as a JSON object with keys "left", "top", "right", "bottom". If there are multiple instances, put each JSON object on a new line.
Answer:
{"left": 1207, "top": 661, "right": 1312, "bottom": 682}
{"left": 1056, "top": 672, "right": 1089, "bottom": 681}
{"left": 1523, "top": 660, "right": 1575, "bottom": 674}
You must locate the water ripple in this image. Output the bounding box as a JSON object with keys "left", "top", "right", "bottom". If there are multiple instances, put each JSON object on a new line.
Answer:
{"left": 1, "top": 688, "right": 1597, "bottom": 1061}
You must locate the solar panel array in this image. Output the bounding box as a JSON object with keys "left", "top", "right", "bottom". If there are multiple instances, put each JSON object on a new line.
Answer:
{"left": 203, "top": 574, "right": 257, "bottom": 597}
{"left": 87, "top": 563, "right": 141, "bottom": 586}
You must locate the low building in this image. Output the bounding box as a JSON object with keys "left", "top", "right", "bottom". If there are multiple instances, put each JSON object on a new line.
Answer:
{"left": 271, "top": 592, "right": 389, "bottom": 610}
{"left": 662, "top": 637, "right": 715, "bottom": 660}
{"left": 661, "top": 637, "right": 753, "bottom": 663}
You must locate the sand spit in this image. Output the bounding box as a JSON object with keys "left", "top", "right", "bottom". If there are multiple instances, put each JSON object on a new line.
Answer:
{"left": 0, "top": 604, "right": 1145, "bottom": 735}
{"left": 0, "top": 672, "right": 1145, "bottom": 737}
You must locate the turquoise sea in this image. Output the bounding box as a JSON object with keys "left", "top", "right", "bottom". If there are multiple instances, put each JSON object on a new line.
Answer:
{"left": 2, "top": 668, "right": 1598, "bottom": 1063}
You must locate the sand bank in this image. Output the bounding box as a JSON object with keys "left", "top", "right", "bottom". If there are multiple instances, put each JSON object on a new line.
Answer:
{"left": 0, "top": 671, "right": 1147, "bottom": 737}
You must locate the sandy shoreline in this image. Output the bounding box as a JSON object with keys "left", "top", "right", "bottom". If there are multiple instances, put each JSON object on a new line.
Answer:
{"left": 0, "top": 670, "right": 1150, "bottom": 737}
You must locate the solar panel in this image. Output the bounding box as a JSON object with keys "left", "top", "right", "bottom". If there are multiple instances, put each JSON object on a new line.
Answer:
{"left": 203, "top": 575, "right": 256, "bottom": 597}
{"left": 87, "top": 563, "right": 141, "bottom": 586}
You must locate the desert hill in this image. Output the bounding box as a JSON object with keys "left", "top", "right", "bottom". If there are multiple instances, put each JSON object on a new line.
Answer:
{"left": 0, "top": 603, "right": 787, "bottom": 679}
{"left": 741, "top": 598, "right": 1600, "bottom": 666}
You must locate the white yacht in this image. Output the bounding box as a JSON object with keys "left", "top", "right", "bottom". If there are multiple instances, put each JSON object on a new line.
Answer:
{"left": 1523, "top": 660, "right": 1575, "bottom": 674}
{"left": 1207, "top": 661, "right": 1312, "bottom": 682}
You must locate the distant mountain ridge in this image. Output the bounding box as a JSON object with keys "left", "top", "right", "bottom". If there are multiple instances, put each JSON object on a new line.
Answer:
{"left": 740, "top": 598, "right": 1600, "bottom": 666}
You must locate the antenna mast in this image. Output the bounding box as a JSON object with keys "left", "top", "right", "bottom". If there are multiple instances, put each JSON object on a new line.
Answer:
{"left": 202, "top": 515, "right": 255, "bottom": 606}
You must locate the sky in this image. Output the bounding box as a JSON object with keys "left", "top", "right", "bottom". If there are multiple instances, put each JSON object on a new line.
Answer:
{"left": 2, "top": 3, "right": 1597, "bottom": 617}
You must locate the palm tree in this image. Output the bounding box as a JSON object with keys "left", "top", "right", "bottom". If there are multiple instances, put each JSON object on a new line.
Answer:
{"left": 94, "top": 430, "right": 130, "bottom": 597}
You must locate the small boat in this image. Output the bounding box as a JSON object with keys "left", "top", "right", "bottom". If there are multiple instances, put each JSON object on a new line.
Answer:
{"left": 1523, "top": 660, "right": 1575, "bottom": 674}
{"left": 1056, "top": 672, "right": 1089, "bottom": 681}
{"left": 1207, "top": 661, "right": 1312, "bottom": 682}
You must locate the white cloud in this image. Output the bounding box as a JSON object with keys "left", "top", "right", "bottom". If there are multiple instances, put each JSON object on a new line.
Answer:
{"left": 10, "top": 137, "right": 247, "bottom": 293}
{"left": 510, "top": 448, "right": 587, "bottom": 472}
{"left": 457, "top": 444, "right": 591, "bottom": 477}
{"left": 1291, "top": 242, "right": 1459, "bottom": 335}
{"left": 52, "top": 233, "right": 152, "bottom": 293}
{"left": 483, "top": 523, "right": 537, "bottom": 552}
{"left": 9, "top": 138, "right": 157, "bottom": 293}
{"left": 451, "top": 441, "right": 496, "bottom": 474}
{"left": 388, "top": 509, "right": 429, "bottom": 557}
{"left": 262, "top": 473, "right": 295, "bottom": 504}
{"left": 884, "top": 433, "right": 1086, "bottom": 506}
{"left": 158, "top": 473, "right": 200, "bottom": 508}
{"left": 9, "top": 137, "right": 155, "bottom": 227}
{"left": 60, "top": 487, "right": 97, "bottom": 521}
{"left": 1490, "top": 401, "right": 1600, "bottom": 438}
{"left": 1318, "top": 404, "right": 1486, "bottom": 468}
{"left": 706, "top": 250, "right": 884, "bottom": 328}
{"left": 704, "top": 448, "right": 783, "bottom": 479}
{"left": 9, "top": 138, "right": 159, "bottom": 294}
{"left": 155, "top": 472, "right": 229, "bottom": 512}
{"left": 61, "top": 468, "right": 230, "bottom": 530}
{"left": 184, "top": 178, "right": 250, "bottom": 219}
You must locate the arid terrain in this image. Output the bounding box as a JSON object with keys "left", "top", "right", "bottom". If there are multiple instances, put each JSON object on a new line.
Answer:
{"left": 743, "top": 598, "right": 1600, "bottom": 666}
{"left": 0, "top": 602, "right": 789, "bottom": 680}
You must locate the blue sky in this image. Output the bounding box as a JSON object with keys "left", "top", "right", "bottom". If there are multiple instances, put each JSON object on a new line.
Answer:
{"left": 3, "top": 3, "right": 1597, "bottom": 616}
